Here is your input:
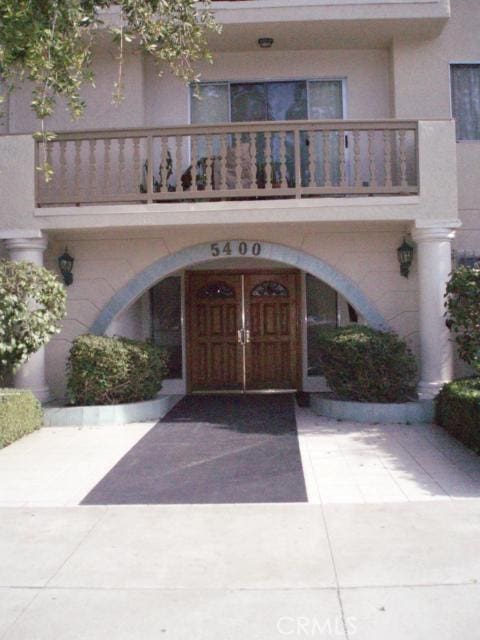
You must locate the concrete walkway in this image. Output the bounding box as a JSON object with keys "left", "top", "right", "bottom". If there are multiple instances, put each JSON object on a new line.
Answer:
{"left": 0, "top": 406, "right": 480, "bottom": 639}
{"left": 1, "top": 502, "right": 480, "bottom": 639}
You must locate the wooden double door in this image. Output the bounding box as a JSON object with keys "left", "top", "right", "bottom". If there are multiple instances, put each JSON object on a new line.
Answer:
{"left": 187, "top": 271, "right": 300, "bottom": 392}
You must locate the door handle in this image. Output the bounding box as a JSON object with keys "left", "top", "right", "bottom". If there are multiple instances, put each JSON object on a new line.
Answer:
{"left": 245, "top": 329, "right": 251, "bottom": 344}
{"left": 237, "top": 328, "right": 244, "bottom": 345}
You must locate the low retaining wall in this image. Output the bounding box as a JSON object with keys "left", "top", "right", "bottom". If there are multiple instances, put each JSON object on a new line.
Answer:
{"left": 43, "top": 394, "right": 182, "bottom": 427}
{"left": 311, "top": 395, "right": 434, "bottom": 424}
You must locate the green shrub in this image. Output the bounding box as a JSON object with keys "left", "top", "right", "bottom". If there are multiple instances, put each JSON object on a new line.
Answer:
{"left": 67, "top": 335, "right": 169, "bottom": 406}
{"left": 311, "top": 325, "right": 418, "bottom": 403}
{"left": 435, "top": 377, "right": 480, "bottom": 452}
{"left": 0, "top": 389, "right": 43, "bottom": 448}
{"left": 445, "top": 266, "right": 480, "bottom": 374}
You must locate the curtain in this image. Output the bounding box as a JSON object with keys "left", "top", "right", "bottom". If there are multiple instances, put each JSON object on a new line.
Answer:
{"left": 190, "top": 83, "right": 229, "bottom": 158}
{"left": 451, "top": 64, "right": 480, "bottom": 140}
{"left": 190, "top": 82, "right": 229, "bottom": 124}
{"left": 308, "top": 80, "right": 343, "bottom": 119}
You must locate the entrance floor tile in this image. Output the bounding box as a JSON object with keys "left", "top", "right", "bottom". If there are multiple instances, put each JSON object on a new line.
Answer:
{"left": 0, "top": 399, "right": 479, "bottom": 508}
{"left": 296, "top": 406, "right": 480, "bottom": 504}
{"left": 0, "top": 423, "right": 155, "bottom": 507}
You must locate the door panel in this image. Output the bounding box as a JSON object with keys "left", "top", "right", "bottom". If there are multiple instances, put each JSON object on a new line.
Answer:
{"left": 245, "top": 273, "right": 299, "bottom": 391}
{"left": 187, "top": 271, "right": 299, "bottom": 392}
{"left": 187, "top": 273, "right": 243, "bottom": 391}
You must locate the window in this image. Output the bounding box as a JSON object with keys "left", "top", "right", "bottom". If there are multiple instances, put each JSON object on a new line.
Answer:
{"left": 150, "top": 277, "right": 182, "bottom": 378}
{"left": 197, "top": 281, "right": 235, "bottom": 299}
{"left": 191, "top": 79, "right": 344, "bottom": 125}
{"left": 191, "top": 79, "right": 344, "bottom": 187}
{"left": 451, "top": 64, "right": 480, "bottom": 141}
{"left": 305, "top": 275, "right": 337, "bottom": 377}
{"left": 251, "top": 281, "right": 289, "bottom": 297}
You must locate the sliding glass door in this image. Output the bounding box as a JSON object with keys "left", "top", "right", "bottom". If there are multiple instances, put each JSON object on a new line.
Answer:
{"left": 191, "top": 79, "right": 343, "bottom": 123}
{"left": 191, "top": 79, "right": 344, "bottom": 188}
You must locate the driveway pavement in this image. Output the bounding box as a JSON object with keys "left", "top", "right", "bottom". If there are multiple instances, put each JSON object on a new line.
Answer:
{"left": 0, "top": 400, "right": 479, "bottom": 639}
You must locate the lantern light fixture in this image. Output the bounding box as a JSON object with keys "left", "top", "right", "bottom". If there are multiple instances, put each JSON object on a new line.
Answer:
{"left": 258, "top": 37, "right": 274, "bottom": 49}
{"left": 58, "top": 247, "right": 74, "bottom": 286}
{"left": 397, "top": 237, "right": 414, "bottom": 278}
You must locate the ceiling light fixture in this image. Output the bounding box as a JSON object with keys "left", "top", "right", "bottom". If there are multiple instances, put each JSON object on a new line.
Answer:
{"left": 258, "top": 37, "right": 274, "bottom": 49}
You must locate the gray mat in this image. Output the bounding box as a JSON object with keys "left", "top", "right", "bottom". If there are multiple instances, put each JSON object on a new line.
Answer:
{"left": 81, "top": 394, "right": 307, "bottom": 504}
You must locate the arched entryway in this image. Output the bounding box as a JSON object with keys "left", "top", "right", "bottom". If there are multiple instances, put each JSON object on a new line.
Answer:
{"left": 90, "top": 240, "right": 390, "bottom": 393}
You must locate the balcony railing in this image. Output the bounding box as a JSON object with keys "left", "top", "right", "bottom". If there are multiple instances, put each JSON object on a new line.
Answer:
{"left": 35, "top": 120, "right": 419, "bottom": 207}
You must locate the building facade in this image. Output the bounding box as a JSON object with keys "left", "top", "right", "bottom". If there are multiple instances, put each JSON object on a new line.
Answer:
{"left": 0, "top": 0, "right": 478, "bottom": 401}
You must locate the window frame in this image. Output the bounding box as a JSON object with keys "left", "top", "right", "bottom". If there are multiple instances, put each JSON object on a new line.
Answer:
{"left": 189, "top": 77, "right": 348, "bottom": 125}
{"left": 449, "top": 62, "right": 480, "bottom": 143}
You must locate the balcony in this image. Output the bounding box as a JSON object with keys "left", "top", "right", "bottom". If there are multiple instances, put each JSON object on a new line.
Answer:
{"left": 208, "top": 0, "right": 450, "bottom": 51}
{"left": 36, "top": 120, "right": 419, "bottom": 208}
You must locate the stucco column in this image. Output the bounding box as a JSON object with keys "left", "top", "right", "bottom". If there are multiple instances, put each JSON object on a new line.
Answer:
{"left": 412, "top": 227, "right": 456, "bottom": 399}
{"left": 4, "top": 236, "right": 51, "bottom": 402}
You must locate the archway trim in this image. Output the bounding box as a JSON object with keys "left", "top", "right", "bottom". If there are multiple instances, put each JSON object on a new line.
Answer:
{"left": 90, "top": 240, "right": 390, "bottom": 335}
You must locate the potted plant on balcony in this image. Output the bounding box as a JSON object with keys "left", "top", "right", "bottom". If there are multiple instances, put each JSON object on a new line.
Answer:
{"left": 140, "top": 151, "right": 173, "bottom": 194}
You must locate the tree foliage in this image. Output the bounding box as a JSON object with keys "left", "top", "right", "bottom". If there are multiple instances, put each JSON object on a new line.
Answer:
{"left": 0, "top": 1, "right": 220, "bottom": 175}
{"left": 0, "top": 260, "right": 67, "bottom": 383}
{"left": 445, "top": 265, "right": 480, "bottom": 374}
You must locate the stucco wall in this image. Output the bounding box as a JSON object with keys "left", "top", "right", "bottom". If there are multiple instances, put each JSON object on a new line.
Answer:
{"left": 107, "top": 293, "right": 151, "bottom": 341}
{"left": 6, "top": 46, "right": 391, "bottom": 136}
{"left": 8, "top": 43, "right": 145, "bottom": 135}
{"left": 143, "top": 48, "right": 392, "bottom": 126}
{"left": 391, "top": 0, "right": 480, "bottom": 255}
{"left": 44, "top": 223, "right": 418, "bottom": 399}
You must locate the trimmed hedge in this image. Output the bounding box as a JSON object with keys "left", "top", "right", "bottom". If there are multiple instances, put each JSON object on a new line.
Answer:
{"left": 0, "top": 389, "right": 43, "bottom": 448}
{"left": 311, "top": 325, "right": 418, "bottom": 403}
{"left": 67, "top": 335, "right": 169, "bottom": 406}
{"left": 435, "top": 377, "right": 480, "bottom": 452}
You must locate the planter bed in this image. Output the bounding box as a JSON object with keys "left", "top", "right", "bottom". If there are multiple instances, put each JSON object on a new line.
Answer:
{"left": 311, "top": 394, "right": 434, "bottom": 424}
{"left": 43, "top": 394, "right": 182, "bottom": 427}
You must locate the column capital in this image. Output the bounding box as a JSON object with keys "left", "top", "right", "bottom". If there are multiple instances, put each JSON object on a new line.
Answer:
{"left": 4, "top": 236, "right": 48, "bottom": 253}
{"left": 411, "top": 227, "right": 456, "bottom": 244}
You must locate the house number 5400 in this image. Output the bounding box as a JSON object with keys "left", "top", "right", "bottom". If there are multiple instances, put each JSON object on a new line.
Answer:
{"left": 210, "top": 241, "right": 262, "bottom": 257}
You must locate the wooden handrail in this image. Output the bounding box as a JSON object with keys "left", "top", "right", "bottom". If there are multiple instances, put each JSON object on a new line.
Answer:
{"left": 35, "top": 119, "right": 419, "bottom": 206}
{"left": 46, "top": 119, "right": 418, "bottom": 141}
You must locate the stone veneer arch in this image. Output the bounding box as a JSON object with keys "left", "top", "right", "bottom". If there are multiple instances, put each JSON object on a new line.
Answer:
{"left": 90, "top": 240, "right": 390, "bottom": 335}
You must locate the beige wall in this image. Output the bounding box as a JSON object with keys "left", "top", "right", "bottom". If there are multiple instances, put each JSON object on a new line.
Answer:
{"left": 0, "top": 135, "right": 36, "bottom": 230}
{"left": 144, "top": 49, "right": 392, "bottom": 126}
{"left": 44, "top": 223, "right": 418, "bottom": 399}
{"left": 8, "top": 43, "right": 145, "bottom": 135}
{"left": 7, "top": 46, "right": 391, "bottom": 135}
{"left": 107, "top": 293, "right": 151, "bottom": 341}
{"left": 391, "top": 0, "right": 480, "bottom": 255}
{"left": 0, "top": 49, "right": 393, "bottom": 134}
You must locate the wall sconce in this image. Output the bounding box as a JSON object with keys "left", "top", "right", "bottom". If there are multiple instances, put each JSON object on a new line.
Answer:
{"left": 258, "top": 37, "right": 274, "bottom": 49}
{"left": 397, "top": 238, "right": 414, "bottom": 278}
{"left": 58, "top": 247, "right": 74, "bottom": 286}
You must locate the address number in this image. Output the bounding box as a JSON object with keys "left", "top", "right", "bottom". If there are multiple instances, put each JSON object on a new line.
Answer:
{"left": 210, "top": 241, "right": 262, "bottom": 257}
